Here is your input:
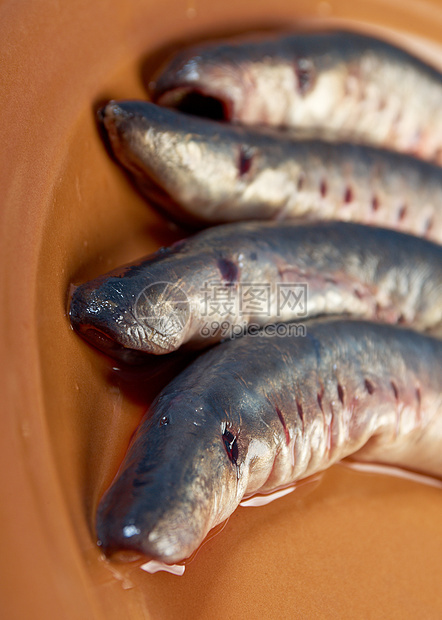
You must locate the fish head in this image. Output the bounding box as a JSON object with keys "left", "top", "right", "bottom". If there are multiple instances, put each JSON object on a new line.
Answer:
{"left": 69, "top": 261, "right": 191, "bottom": 357}
{"left": 100, "top": 100, "right": 252, "bottom": 224}
{"left": 151, "top": 39, "right": 290, "bottom": 125}
{"left": 150, "top": 34, "right": 348, "bottom": 129}
{"left": 96, "top": 392, "right": 245, "bottom": 564}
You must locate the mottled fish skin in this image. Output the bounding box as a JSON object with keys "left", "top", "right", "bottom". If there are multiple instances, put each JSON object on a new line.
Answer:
{"left": 96, "top": 320, "right": 442, "bottom": 563}
{"left": 151, "top": 30, "right": 442, "bottom": 164}
{"left": 69, "top": 221, "right": 442, "bottom": 357}
{"left": 100, "top": 101, "right": 442, "bottom": 239}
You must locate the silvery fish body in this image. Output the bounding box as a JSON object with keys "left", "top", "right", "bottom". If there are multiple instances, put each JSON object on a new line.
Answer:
{"left": 100, "top": 101, "right": 442, "bottom": 237}
{"left": 96, "top": 320, "right": 442, "bottom": 563}
{"left": 151, "top": 30, "right": 442, "bottom": 163}
{"left": 69, "top": 221, "right": 442, "bottom": 357}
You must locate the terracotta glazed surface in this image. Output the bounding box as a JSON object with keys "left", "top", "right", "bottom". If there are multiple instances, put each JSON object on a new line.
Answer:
{"left": 1, "top": 1, "right": 442, "bottom": 618}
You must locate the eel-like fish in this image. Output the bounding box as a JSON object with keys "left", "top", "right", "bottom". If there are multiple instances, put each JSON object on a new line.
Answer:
{"left": 99, "top": 101, "right": 442, "bottom": 237}
{"left": 69, "top": 221, "right": 442, "bottom": 357}
{"left": 96, "top": 320, "right": 442, "bottom": 563}
{"left": 150, "top": 30, "right": 442, "bottom": 164}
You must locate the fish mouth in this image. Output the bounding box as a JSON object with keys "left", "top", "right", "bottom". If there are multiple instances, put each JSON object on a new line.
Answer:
{"left": 96, "top": 519, "right": 208, "bottom": 565}
{"left": 71, "top": 319, "right": 180, "bottom": 358}
{"left": 154, "top": 85, "right": 233, "bottom": 122}
{"left": 77, "top": 326, "right": 127, "bottom": 356}
{"left": 71, "top": 325, "right": 165, "bottom": 363}
{"left": 70, "top": 299, "right": 180, "bottom": 358}
{"left": 70, "top": 278, "right": 190, "bottom": 356}
{"left": 96, "top": 483, "right": 214, "bottom": 564}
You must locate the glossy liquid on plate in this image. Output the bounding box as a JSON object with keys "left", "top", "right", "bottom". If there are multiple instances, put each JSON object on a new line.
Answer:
{"left": 1, "top": 1, "right": 442, "bottom": 619}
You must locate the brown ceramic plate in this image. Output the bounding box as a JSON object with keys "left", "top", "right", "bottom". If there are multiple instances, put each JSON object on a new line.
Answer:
{"left": 2, "top": 1, "right": 442, "bottom": 618}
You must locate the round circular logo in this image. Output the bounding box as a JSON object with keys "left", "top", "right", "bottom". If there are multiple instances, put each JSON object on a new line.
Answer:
{"left": 134, "top": 281, "right": 190, "bottom": 339}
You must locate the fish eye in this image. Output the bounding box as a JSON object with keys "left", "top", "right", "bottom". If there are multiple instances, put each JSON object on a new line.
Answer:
{"left": 159, "top": 415, "right": 170, "bottom": 427}
{"left": 222, "top": 428, "right": 238, "bottom": 466}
